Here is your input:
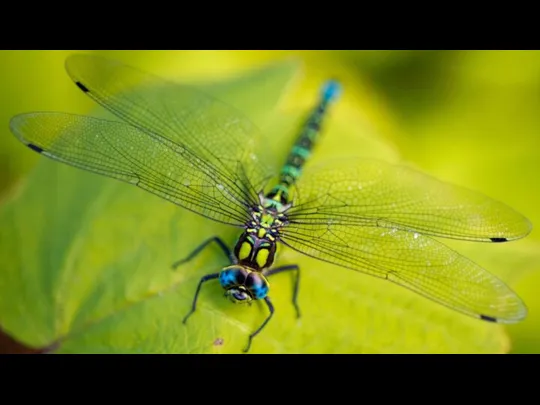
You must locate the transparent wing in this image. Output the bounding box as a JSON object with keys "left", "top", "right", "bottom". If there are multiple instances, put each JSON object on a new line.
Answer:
{"left": 287, "top": 158, "right": 532, "bottom": 242}
{"left": 10, "top": 113, "right": 253, "bottom": 226}
{"left": 66, "top": 54, "right": 279, "bottom": 206}
{"left": 280, "top": 224, "right": 527, "bottom": 323}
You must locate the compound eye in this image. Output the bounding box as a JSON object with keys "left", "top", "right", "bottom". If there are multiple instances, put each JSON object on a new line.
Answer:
{"left": 246, "top": 273, "right": 270, "bottom": 300}
{"left": 219, "top": 267, "right": 248, "bottom": 288}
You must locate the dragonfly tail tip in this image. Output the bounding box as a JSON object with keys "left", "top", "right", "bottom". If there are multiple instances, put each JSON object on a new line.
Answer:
{"left": 321, "top": 79, "right": 342, "bottom": 103}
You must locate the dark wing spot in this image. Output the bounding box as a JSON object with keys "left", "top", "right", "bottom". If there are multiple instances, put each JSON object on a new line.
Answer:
{"left": 490, "top": 237, "right": 508, "bottom": 243}
{"left": 75, "top": 81, "right": 90, "bottom": 93}
{"left": 27, "top": 143, "right": 43, "bottom": 153}
{"left": 480, "top": 314, "right": 498, "bottom": 322}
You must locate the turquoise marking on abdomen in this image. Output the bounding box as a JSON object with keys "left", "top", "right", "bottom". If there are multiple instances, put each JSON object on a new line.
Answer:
{"left": 267, "top": 80, "right": 342, "bottom": 204}
{"left": 321, "top": 79, "right": 342, "bottom": 103}
{"left": 291, "top": 145, "right": 311, "bottom": 159}
{"left": 281, "top": 165, "right": 301, "bottom": 179}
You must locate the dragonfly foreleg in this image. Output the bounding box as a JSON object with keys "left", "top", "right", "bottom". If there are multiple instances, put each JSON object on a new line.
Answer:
{"left": 264, "top": 265, "right": 301, "bottom": 318}
{"left": 182, "top": 273, "right": 220, "bottom": 324}
{"left": 172, "top": 236, "right": 233, "bottom": 270}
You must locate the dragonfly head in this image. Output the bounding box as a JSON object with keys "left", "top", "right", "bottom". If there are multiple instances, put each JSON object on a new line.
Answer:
{"left": 224, "top": 286, "right": 253, "bottom": 304}
{"left": 219, "top": 265, "right": 269, "bottom": 304}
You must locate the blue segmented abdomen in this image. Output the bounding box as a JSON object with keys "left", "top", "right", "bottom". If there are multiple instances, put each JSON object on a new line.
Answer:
{"left": 267, "top": 79, "right": 342, "bottom": 205}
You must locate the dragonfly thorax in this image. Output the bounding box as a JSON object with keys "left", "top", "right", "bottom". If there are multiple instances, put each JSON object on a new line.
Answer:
{"left": 234, "top": 204, "right": 287, "bottom": 271}
{"left": 234, "top": 229, "right": 278, "bottom": 271}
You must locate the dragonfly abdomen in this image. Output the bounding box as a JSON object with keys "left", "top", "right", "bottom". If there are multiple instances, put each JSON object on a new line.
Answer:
{"left": 267, "top": 79, "right": 341, "bottom": 205}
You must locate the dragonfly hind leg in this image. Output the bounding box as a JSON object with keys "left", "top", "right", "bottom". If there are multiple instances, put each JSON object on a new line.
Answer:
{"left": 173, "top": 237, "right": 232, "bottom": 325}
{"left": 264, "top": 265, "right": 301, "bottom": 318}
{"left": 171, "top": 236, "right": 233, "bottom": 270}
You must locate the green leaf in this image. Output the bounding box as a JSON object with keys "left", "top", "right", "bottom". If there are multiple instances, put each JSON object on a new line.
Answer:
{"left": 0, "top": 56, "right": 518, "bottom": 353}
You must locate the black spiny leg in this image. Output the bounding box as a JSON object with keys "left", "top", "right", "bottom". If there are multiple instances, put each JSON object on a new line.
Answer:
{"left": 244, "top": 297, "right": 274, "bottom": 353}
{"left": 183, "top": 273, "right": 220, "bottom": 324}
{"left": 264, "top": 265, "right": 301, "bottom": 318}
{"left": 172, "top": 236, "right": 232, "bottom": 270}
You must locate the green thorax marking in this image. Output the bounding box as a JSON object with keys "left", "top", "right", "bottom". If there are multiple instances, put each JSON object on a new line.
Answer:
{"left": 260, "top": 212, "right": 275, "bottom": 227}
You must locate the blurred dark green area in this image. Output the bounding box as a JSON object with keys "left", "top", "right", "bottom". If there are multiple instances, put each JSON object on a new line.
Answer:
{"left": 1, "top": 50, "right": 539, "bottom": 353}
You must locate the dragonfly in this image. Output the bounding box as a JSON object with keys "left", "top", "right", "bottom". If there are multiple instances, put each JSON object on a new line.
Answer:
{"left": 10, "top": 54, "right": 532, "bottom": 353}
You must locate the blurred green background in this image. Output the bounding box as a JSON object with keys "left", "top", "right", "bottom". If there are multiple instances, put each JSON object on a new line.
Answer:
{"left": 1, "top": 50, "right": 538, "bottom": 353}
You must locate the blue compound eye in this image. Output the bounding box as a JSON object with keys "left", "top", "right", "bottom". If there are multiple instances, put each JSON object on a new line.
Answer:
{"left": 245, "top": 272, "right": 269, "bottom": 300}
{"left": 219, "top": 266, "right": 248, "bottom": 288}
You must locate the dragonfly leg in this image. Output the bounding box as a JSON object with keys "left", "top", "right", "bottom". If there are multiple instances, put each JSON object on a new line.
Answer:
{"left": 183, "top": 273, "right": 220, "bottom": 324}
{"left": 264, "top": 265, "right": 301, "bottom": 318}
{"left": 243, "top": 296, "right": 274, "bottom": 353}
{"left": 172, "top": 236, "right": 232, "bottom": 270}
